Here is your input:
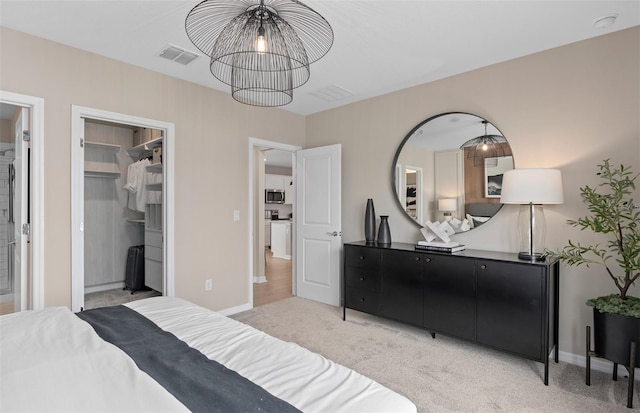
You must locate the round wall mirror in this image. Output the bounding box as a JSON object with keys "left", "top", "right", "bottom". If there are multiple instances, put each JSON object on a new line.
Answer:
{"left": 391, "top": 112, "right": 514, "bottom": 230}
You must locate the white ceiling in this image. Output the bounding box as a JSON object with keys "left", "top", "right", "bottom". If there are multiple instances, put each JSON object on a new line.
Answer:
{"left": 1, "top": 1, "right": 638, "bottom": 116}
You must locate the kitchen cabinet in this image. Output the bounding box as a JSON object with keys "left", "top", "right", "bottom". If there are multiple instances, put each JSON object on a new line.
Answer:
{"left": 265, "top": 174, "right": 285, "bottom": 190}
{"left": 343, "top": 241, "right": 559, "bottom": 385}
{"left": 271, "top": 221, "right": 291, "bottom": 259}
{"left": 265, "top": 221, "right": 271, "bottom": 247}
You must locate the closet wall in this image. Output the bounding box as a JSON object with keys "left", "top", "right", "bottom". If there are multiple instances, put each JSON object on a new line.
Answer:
{"left": 84, "top": 121, "right": 144, "bottom": 291}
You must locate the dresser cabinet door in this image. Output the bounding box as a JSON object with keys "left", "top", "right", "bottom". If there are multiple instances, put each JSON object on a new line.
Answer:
{"left": 423, "top": 254, "right": 476, "bottom": 340}
{"left": 476, "top": 260, "right": 545, "bottom": 360}
{"left": 344, "top": 246, "right": 382, "bottom": 315}
{"left": 381, "top": 249, "right": 424, "bottom": 326}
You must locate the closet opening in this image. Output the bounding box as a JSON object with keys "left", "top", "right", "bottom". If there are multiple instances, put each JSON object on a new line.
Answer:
{"left": 82, "top": 120, "right": 164, "bottom": 310}
{"left": 71, "top": 106, "right": 175, "bottom": 313}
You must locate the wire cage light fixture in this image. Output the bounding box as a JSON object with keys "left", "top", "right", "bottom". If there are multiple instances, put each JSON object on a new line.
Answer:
{"left": 460, "top": 120, "right": 507, "bottom": 167}
{"left": 185, "top": 0, "right": 334, "bottom": 107}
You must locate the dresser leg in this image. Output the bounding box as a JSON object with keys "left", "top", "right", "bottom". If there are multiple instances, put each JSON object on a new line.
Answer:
{"left": 613, "top": 363, "right": 618, "bottom": 381}
{"left": 544, "top": 358, "right": 549, "bottom": 385}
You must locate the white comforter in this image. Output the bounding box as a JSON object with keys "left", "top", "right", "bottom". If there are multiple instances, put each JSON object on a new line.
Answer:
{"left": 0, "top": 304, "right": 188, "bottom": 412}
{"left": 1, "top": 296, "right": 416, "bottom": 413}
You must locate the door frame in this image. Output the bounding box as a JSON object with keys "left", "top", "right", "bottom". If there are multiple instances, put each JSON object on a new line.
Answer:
{"left": 71, "top": 105, "right": 175, "bottom": 312}
{"left": 247, "top": 137, "right": 301, "bottom": 309}
{"left": 0, "top": 91, "right": 45, "bottom": 311}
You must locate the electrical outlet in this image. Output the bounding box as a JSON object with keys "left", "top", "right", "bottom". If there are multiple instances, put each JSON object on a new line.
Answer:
{"left": 233, "top": 210, "right": 240, "bottom": 221}
{"left": 205, "top": 279, "right": 212, "bottom": 291}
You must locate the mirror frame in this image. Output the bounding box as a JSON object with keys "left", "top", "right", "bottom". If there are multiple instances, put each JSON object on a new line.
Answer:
{"left": 391, "top": 112, "right": 513, "bottom": 229}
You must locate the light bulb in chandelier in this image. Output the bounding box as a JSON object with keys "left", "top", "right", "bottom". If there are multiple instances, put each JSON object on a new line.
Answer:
{"left": 255, "top": 26, "right": 267, "bottom": 53}
{"left": 460, "top": 120, "right": 507, "bottom": 167}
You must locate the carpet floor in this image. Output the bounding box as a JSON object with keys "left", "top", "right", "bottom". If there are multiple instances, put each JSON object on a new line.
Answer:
{"left": 232, "top": 297, "right": 637, "bottom": 413}
{"left": 84, "top": 287, "right": 161, "bottom": 310}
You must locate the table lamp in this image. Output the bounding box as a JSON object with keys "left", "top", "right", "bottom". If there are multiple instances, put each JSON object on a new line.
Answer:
{"left": 438, "top": 198, "right": 457, "bottom": 221}
{"left": 500, "top": 169, "right": 563, "bottom": 261}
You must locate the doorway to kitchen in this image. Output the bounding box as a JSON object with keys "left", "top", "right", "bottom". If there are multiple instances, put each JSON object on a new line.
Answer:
{"left": 248, "top": 138, "right": 300, "bottom": 308}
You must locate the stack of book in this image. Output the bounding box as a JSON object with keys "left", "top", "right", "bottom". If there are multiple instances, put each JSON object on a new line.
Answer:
{"left": 415, "top": 240, "right": 466, "bottom": 253}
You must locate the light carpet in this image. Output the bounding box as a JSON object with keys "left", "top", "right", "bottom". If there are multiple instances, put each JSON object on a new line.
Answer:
{"left": 232, "top": 297, "right": 637, "bottom": 413}
{"left": 84, "top": 288, "right": 161, "bottom": 310}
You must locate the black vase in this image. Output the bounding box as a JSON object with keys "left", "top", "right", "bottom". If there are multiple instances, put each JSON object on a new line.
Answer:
{"left": 365, "top": 199, "right": 376, "bottom": 244}
{"left": 377, "top": 215, "right": 391, "bottom": 245}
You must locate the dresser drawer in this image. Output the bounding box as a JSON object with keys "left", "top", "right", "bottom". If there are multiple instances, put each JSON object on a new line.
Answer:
{"left": 345, "top": 245, "right": 380, "bottom": 269}
{"left": 145, "top": 230, "right": 162, "bottom": 248}
{"left": 144, "top": 245, "right": 162, "bottom": 262}
{"left": 346, "top": 289, "right": 382, "bottom": 315}
{"left": 345, "top": 267, "right": 381, "bottom": 292}
{"left": 145, "top": 258, "right": 163, "bottom": 293}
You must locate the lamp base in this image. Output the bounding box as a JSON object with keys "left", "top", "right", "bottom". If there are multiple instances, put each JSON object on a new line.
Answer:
{"left": 518, "top": 252, "right": 546, "bottom": 262}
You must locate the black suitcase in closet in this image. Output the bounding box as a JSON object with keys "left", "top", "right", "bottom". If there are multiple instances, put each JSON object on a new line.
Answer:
{"left": 124, "top": 245, "right": 145, "bottom": 294}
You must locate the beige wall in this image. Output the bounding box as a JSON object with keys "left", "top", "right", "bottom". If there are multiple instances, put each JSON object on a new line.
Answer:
{"left": 306, "top": 26, "right": 640, "bottom": 356}
{"left": 0, "top": 27, "right": 306, "bottom": 311}
{"left": 1, "top": 24, "right": 639, "bottom": 357}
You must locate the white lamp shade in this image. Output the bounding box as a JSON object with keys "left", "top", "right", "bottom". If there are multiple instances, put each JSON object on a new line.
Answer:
{"left": 500, "top": 169, "right": 564, "bottom": 204}
{"left": 438, "top": 198, "right": 457, "bottom": 211}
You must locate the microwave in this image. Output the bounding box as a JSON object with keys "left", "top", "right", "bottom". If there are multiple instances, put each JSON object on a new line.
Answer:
{"left": 265, "top": 189, "right": 285, "bottom": 204}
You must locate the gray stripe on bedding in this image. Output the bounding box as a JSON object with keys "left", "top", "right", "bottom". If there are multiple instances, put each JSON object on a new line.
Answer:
{"left": 77, "top": 305, "right": 301, "bottom": 413}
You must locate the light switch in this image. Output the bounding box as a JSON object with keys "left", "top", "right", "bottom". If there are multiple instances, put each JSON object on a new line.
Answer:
{"left": 233, "top": 210, "right": 240, "bottom": 221}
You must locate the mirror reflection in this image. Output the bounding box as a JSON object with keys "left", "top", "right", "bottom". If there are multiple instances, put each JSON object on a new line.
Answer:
{"left": 392, "top": 112, "right": 514, "bottom": 230}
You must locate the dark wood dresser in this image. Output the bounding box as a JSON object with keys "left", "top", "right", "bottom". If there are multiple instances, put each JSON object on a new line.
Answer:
{"left": 343, "top": 241, "right": 560, "bottom": 385}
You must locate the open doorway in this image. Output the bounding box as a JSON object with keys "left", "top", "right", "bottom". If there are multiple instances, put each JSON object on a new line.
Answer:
{"left": 256, "top": 149, "right": 294, "bottom": 307}
{"left": 0, "top": 91, "right": 44, "bottom": 315}
{"left": 248, "top": 138, "right": 301, "bottom": 308}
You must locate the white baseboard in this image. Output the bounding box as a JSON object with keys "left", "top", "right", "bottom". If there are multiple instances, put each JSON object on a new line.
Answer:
{"left": 85, "top": 282, "right": 124, "bottom": 294}
{"left": 219, "top": 302, "right": 252, "bottom": 317}
{"left": 272, "top": 253, "right": 291, "bottom": 260}
{"left": 557, "top": 350, "right": 639, "bottom": 382}
{"left": 253, "top": 276, "right": 267, "bottom": 284}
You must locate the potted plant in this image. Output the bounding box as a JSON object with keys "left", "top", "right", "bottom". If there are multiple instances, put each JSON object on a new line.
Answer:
{"left": 550, "top": 159, "right": 639, "bottom": 368}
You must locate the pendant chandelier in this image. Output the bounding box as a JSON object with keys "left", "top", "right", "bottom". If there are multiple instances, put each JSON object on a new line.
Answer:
{"left": 460, "top": 120, "right": 507, "bottom": 167}
{"left": 185, "top": 0, "right": 334, "bottom": 107}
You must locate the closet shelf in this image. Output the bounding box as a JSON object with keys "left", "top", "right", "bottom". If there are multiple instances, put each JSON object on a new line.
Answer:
{"left": 85, "top": 170, "right": 120, "bottom": 178}
{"left": 85, "top": 141, "right": 121, "bottom": 150}
{"left": 146, "top": 183, "right": 162, "bottom": 191}
{"left": 128, "top": 137, "right": 163, "bottom": 155}
{"left": 146, "top": 163, "right": 163, "bottom": 172}
{"left": 127, "top": 219, "right": 145, "bottom": 224}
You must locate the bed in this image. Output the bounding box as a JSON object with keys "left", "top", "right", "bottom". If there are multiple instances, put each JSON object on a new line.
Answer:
{"left": 465, "top": 202, "right": 502, "bottom": 228}
{"left": 0, "top": 296, "right": 416, "bottom": 412}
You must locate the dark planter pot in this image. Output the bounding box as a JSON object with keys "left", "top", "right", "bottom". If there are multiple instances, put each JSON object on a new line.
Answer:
{"left": 593, "top": 308, "right": 640, "bottom": 366}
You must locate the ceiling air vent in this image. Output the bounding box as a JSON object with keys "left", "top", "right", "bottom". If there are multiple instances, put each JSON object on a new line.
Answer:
{"left": 308, "top": 85, "right": 354, "bottom": 102}
{"left": 158, "top": 44, "right": 199, "bottom": 66}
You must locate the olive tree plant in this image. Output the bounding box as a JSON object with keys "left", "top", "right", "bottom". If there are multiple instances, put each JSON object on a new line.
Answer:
{"left": 550, "top": 159, "right": 640, "bottom": 317}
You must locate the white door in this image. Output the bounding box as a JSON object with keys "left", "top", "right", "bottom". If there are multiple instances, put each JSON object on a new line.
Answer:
{"left": 295, "top": 144, "right": 341, "bottom": 306}
{"left": 13, "top": 108, "right": 28, "bottom": 312}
